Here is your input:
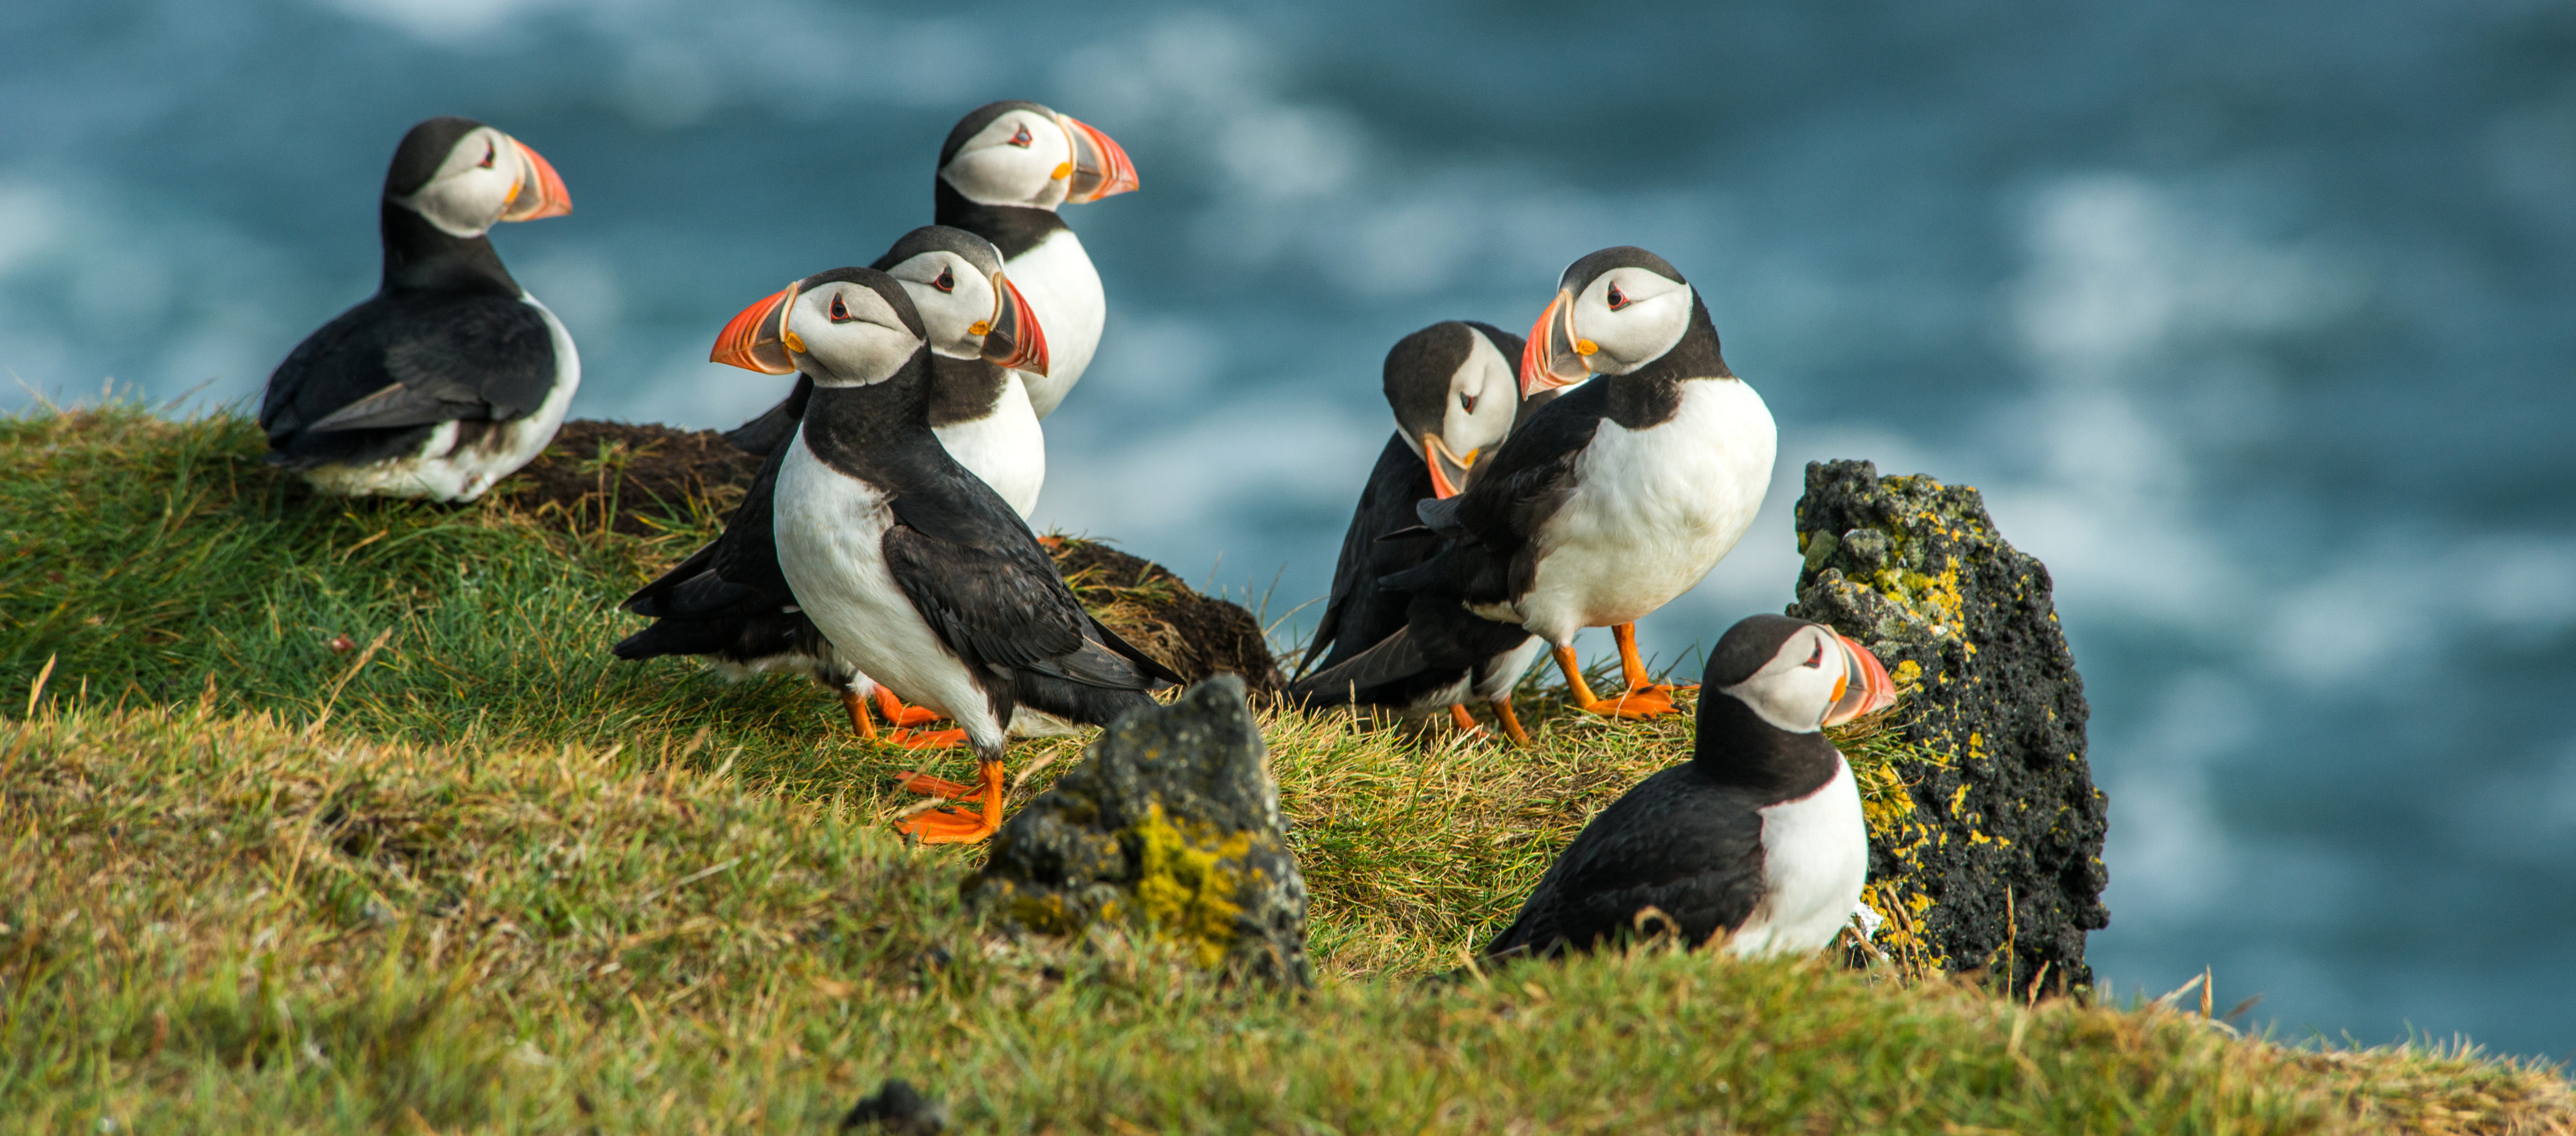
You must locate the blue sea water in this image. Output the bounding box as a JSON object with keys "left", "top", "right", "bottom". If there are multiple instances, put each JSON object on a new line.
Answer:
{"left": 5, "top": 0, "right": 2572, "bottom": 1058}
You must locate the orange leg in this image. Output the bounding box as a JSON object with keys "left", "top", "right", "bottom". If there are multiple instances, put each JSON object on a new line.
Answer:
{"left": 873, "top": 686, "right": 942, "bottom": 728}
{"left": 1614, "top": 623, "right": 1697, "bottom": 698}
{"left": 1552, "top": 643, "right": 1674, "bottom": 720}
{"left": 1448, "top": 703, "right": 1489, "bottom": 740}
{"left": 1490, "top": 697, "right": 1532, "bottom": 746}
{"left": 840, "top": 688, "right": 879, "bottom": 740}
{"left": 894, "top": 758, "right": 1006, "bottom": 844}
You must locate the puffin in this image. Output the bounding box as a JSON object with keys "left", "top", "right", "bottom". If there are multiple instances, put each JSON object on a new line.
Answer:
{"left": 259, "top": 116, "right": 576, "bottom": 502}
{"left": 1384, "top": 246, "right": 1777, "bottom": 720}
{"left": 1480, "top": 614, "right": 1897, "bottom": 962}
{"left": 612, "top": 231, "right": 1048, "bottom": 742}
{"left": 724, "top": 99, "right": 1136, "bottom": 455}
{"left": 732, "top": 267, "right": 1181, "bottom": 843}
{"left": 1289, "top": 320, "right": 1555, "bottom": 744}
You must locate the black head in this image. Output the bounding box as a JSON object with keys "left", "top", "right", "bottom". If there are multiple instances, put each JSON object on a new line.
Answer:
{"left": 1700, "top": 614, "right": 1896, "bottom": 737}
{"left": 870, "top": 224, "right": 1007, "bottom": 279}
{"left": 379, "top": 115, "right": 571, "bottom": 239}
{"left": 710, "top": 266, "right": 926, "bottom": 386}
{"left": 1381, "top": 321, "right": 1526, "bottom": 498}
{"left": 937, "top": 100, "right": 1138, "bottom": 210}
{"left": 1522, "top": 244, "right": 1725, "bottom": 396}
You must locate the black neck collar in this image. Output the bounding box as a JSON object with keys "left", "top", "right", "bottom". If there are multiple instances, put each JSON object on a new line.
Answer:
{"left": 1692, "top": 693, "right": 1843, "bottom": 802}
{"left": 798, "top": 349, "right": 948, "bottom": 488}
{"left": 378, "top": 201, "right": 521, "bottom": 296}
{"left": 933, "top": 178, "right": 1070, "bottom": 261}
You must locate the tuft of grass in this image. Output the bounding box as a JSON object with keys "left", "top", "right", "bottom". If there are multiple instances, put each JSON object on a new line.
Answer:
{"left": 4, "top": 405, "right": 2570, "bottom": 1132}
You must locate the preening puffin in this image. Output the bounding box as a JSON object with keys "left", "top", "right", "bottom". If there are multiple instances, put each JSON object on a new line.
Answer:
{"left": 1289, "top": 320, "right": 1554, "bottom": 743}
{"left": 1480, "top": 615, "right": 1896, "bottom": 962}
{"left": 1387, "top": 246, "right": 1777, "bottom": 719}
{"left": 741, "top": 268, "right": 1180, "bottom": 843}
{"left": 724, "top": 99, "right": 1136, "bottom": 455}
{"left": 611, "top": 232, "right": 1048, "bottom": 742}
{"left": 259, "top": 116, "right": 576, "bottom": 502}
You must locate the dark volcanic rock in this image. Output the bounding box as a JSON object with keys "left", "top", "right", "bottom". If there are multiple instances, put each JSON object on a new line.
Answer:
{"left": 966, "top": 676, "right": 1312, "bottom": 986}
{"left": 842, "top": 1078, "right": 947, "bottom": 1133}
{"left": 1789, "top": 460, "right": 2109, "bottom": 994}
{"left": 1051, "top": 537, "right": 1287, "bottom": 700}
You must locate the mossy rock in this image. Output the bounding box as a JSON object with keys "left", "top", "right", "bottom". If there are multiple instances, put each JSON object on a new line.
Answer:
{"left": 1790, "top": 460, "right": 2109, "bottom": 994}
{"left": 966, "top": 676, "right": 1312, "bottom": 986}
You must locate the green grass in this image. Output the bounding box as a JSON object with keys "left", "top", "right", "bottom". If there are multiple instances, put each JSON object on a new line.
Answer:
{"left": 3, "top": 404, "right": 2569, "bottom": 1133}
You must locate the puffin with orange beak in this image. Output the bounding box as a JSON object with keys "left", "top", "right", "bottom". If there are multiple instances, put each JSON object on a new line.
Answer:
{"left": 1290, "top": 320, "right": 1559, "bottom": 743}
{"left": 726, "top": 100, "right": 1138, "bottom": 457}
{"left": 259, "top": 116, "right": 579, "bottom": 502}
{"left": 614, "top": 227, "right": 1057, "bottom": 745}
{"left": 1482, "top": 615, "right": 1897, "bottom": 962}
{"left": 1385, "top": 246, "right": 1777, "bottom": 720}
{"left": 712, "top": 266, "right": 1176, "bottom": 844}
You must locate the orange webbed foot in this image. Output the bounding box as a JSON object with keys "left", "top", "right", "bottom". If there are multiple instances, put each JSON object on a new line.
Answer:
{"left": 893, "top": 771, "right": 976, "bottom": 798}
{"left": 892, "top": 806, "right": 999, "bottom": 844}
{"left": 887, "top": 728, "right": 969, "bottom": 750}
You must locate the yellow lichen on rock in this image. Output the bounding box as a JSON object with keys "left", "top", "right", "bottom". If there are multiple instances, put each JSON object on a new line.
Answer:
{"left": 1127, "top": 804, "right": 1258, "bottom": 968}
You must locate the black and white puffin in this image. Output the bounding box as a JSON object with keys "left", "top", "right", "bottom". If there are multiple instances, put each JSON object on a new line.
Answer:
{"left": 738, "top": 267, "right": 1180, "bottom": 843}
{"left": 1289, "top": 320, "right": 1554, "bottom": 743}
{"left": 612, "top": 231, "right": 1048, "bottom": 742}
{"left": 259, "top": 116, "right": 576, "bottom": 502}
{"left": 724, "top": 99, "right": 1136, "bottom": 455}
{"left": 1480, "top": 614, "right": 1896, "bottom": 962}
{"left": 1386, "top": 246, "right": 1777, "bottom": 719}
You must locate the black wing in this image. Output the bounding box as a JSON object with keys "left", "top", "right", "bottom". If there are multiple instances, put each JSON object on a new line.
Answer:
{"left": 1288, "top": 591, "right": 1531, "bottom": 709}
{"left": 879, "top": 470, "right": 1095, "bottom": 678}
{"left": 261, "top": 290, "right": 558, "bottom": 467}
{"left": 1299, "top": 434, "right": 1441, "bottom": 678}
{"left": 722, "top": 375, "right": 813, "bottom": 457}
{"left": 1480, "top": 763, "right": 1769, "bottom": 961}
{"left": 613, "top": 445, "right": 826, "bottom": 669}
{"left": 1386, "top": 380, "right": 1608, "bottom": 606}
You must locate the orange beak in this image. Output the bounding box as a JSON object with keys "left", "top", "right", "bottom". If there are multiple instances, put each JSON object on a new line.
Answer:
{"left": 1822, "top": 634, "right": 1899, "bottom": 727}
{"left": 710, "top": 283, "right": 801, "bottom": 374}
{"left": 1422, "top": 433, "right": 1476, "bottom": 499}
{"left": 498, "top": 137, "right": 572, "bottom": 222}
{"left": 1519, "top": 289, "right": 1589, "bottom": 397}
{"left": 1059, "top": 114, "right": 1139, "bottom": 203}
{"left": 980, "top": 273, "right": 1050, "bottom": 376}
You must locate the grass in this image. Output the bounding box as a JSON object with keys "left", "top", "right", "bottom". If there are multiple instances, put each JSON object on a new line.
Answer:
{"left": 2, "top": 403, "right": 2569, "bottom": 1133}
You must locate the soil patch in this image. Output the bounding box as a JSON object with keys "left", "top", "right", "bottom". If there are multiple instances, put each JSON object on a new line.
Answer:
{"left": 500, "top": 420, "right": 763, "bottom": 535}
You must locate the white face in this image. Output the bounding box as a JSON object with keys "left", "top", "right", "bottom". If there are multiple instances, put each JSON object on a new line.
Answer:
{"left": 784, "top": 283, "right": 919, "bottom": 387}
{"left": 1435, "top": 329, "right": 1521, "bottom": 461}
{"left": 885, "top": 250, "right": 1000, "bottom": 359}
{"left": 1568, "top": 266, "right": 1693, "bottom": 376}
{"left": 1723, "top": 624, "right": 1860, "bottom": 734}
{"left": 397, "top": 126, "right": 527, "bottom": 238}
{"left": 939, "top": 109, "right": 1077, "bottom": 210}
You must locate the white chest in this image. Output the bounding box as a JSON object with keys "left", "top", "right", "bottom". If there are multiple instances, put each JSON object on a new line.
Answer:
{"left": 1004, "top": 229, "right": 1104, "bottom": 419}
{"left": 932, "top": 371, "right": 1047, "bottom": 519}
{"left": 1499, "top": 378, "right": 1777, "bottom": 643}
{"left": 1728, "top": 756, "right": 1870, "bottom": 959}
{"left": 772, "top": 439, "right": 1004, "bottom": 746}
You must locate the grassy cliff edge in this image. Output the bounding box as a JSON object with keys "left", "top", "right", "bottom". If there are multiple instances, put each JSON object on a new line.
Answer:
{"left": 2, "top": 406, "right": 2567, "bottom": 1133}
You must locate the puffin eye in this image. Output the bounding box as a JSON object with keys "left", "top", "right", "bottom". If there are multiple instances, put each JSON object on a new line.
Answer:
{"left": 477, "top": 141, "right": 497, "bottom": 169}
{"left": 1009, "top": 125, "right": 1034, "bottom": 148}
{"left": 828, "top": 294, "right": 853, "bottom": 323}
{"left": 1803, "top": 640, "right": 1825, "bottom": 668}
{"left": 1606, "top": 282, "right": 1629, "bottom": 310}
{"left": 932, "top": 267, "right": 956, "bottom": 293}
{"left": 1461, "top": 394, "right": 1478, "bottom": 414}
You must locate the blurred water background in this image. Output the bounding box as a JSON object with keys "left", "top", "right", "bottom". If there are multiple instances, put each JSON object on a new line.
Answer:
{"left": 5, "top": 0, "right": 2572, "bottom": 1058}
